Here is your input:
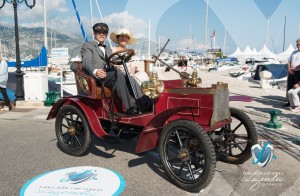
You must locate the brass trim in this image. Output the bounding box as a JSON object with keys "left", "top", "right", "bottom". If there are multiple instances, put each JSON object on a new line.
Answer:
{"left": 186, "top": 69, "right": 202, "bottom": 87}
{"left": 164, "top": 88, "right": 216, "bottom": 94}
{"left": 77, "top": 76, "right": 89, "bottom": 92}
{"left": 67, "top": 126, "right": 76, "bottom": 136}
{"left": 163, "top": 82, "right": 228, "bottom": 95}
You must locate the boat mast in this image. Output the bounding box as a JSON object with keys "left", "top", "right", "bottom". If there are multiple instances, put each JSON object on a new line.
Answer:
{"left": 43, "top": 0, "right": 48, "bottom": 74}
{"left": 264, "top": 16, "right": 270, "bottom": 46}
{"left": 0, "top": 39, "right": 2, "bottom": 57}
{"left": 213, "top": 30, "right": 216, "bottom": 49}
{"left": 43, "top": 0, "right": 47, "bottom": 50}
{"left": 90, "top": 0, "right": 94, "bottom": 40}
{"left": 148, "top": 19, "right": 151, "bottom": 58}
{"left": 205, "top": 0, "right": 208, "bottom": 50}
{"left": 283, "top": 16, "right": 286, "bottom": 52}
{"left": 262, "top": 16, "right": 270, "bottom": 58}
{"left": 223, "top": 27, "right": 226, "bottom": 55}
{"left": 50, "top": 30, "right": 52, "bottom": 51}
{"left": 190, "top": 24, "right": 192, "bottom": 53}
{"left": 158, "top": 35, "right": 161, "bottom": 54}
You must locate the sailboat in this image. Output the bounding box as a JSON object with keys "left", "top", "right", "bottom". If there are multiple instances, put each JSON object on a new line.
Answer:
{"left": 7, "top": 46, "right": 48, "bottom": 69}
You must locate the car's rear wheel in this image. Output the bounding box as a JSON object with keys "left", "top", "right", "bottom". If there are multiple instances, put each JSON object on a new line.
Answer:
{"left": 159, "top": 120, "right": 216, "bottom": 192}
{"left": 55, "top": 105, "right": 91, "bottom": 156}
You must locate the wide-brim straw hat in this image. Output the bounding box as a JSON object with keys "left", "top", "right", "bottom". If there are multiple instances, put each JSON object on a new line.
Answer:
{"left": 110, "top": 28, "right": 136, "bottom": 45}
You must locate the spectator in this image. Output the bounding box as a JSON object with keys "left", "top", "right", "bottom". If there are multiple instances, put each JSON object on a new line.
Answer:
{"left": 288, "top": 81, "right": 300, "bottom": 112}
{"left": 283, "top": 38, "right": 300, "bottom": 106}
{"left": 0, "top": 56, "right": 10, "bottom": 112}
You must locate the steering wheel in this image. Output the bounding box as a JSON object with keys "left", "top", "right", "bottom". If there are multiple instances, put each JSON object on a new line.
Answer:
{"left": 108, "top": 48, "right": 135, "bottom": 65}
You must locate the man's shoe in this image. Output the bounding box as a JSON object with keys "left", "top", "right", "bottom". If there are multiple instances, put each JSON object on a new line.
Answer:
{"left": 291, "top": 106, "right": 300, "bottom": 112}
{"left": 126, "top": 107, "right": 140, "bottom": 116}
{"left": 0, "top": 106, "right": 9, "bottom": 112}
{"left": 282, "top": 102, "right": 290, "bottom": 107}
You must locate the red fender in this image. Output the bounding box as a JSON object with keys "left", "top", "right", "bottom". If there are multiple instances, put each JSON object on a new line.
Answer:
{"left": 46, "top": 97, "right": 108, "bottom": 139}
{"left": 135, "top": 106, "right": 197, "bottom": 154}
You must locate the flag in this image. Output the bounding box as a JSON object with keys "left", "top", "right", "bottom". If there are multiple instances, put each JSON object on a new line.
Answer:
{"left": 211, "top": 30, "right": 216, "bottom": 37}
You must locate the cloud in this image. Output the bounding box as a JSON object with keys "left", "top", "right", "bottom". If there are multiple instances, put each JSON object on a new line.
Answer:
{"left": 103, "top": 11, "right": 148, "bottom": 39}
{"left": 1, "top": 6, "right": 148, "bottom": 44}
{"left": 47, "top": 0, "right": 68, "bottom": 12}
{"left": 0, "top": 0, "right": 68, "bottom": 23}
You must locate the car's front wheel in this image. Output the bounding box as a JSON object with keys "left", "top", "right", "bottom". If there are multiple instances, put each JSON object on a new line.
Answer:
{"left": 159, "top": 120, "right": 216, "bottom": 192}
{"left": 55, "top": 105, "right": 91, "bottom": 156}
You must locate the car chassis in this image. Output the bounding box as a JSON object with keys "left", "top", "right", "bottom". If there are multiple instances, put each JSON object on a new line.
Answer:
{"left": 47, "top": 48, "right": 257, "bottom": 192}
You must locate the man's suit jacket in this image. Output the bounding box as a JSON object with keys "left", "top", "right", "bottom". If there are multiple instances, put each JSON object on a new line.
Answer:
{"left": 80, "top": 41, "right": 142, "bottom": 110}
{"left": 80, "top": 41, "right": 112, "bottom": 76}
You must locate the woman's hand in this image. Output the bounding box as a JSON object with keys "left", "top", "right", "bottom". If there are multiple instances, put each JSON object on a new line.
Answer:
{"left": 96, "top": 69, "right": 107, "bottom": 79}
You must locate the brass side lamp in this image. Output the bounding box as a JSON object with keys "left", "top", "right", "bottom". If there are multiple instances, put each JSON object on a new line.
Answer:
{"left": 186, "top": 69, "right": 202, "bottom": 87}
{"left": 141, "top": 71, "right": 164, "bottom": 99}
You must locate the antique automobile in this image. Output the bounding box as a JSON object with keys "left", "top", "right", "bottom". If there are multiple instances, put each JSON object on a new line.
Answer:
{"left": 47, "top": 48, "right": 257, "bottom": 192}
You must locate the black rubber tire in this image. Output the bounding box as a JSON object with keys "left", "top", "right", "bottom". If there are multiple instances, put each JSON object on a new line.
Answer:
{"left": 55, "top": 105, "right": 91, "bottom": 156}
{"left": 219, "top": 107, "right": 257, "bottom": 164}
{"left": 159, "top": 120, "right": 216, "bottom": 192}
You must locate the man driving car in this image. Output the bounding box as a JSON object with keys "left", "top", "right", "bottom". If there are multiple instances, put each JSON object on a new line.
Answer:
{"left": 80, "top": 23, "right": 142, "bottom": 115}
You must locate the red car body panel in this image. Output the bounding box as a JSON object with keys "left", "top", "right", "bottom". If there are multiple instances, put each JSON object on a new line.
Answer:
{"left": 47, "top": 97, "right": 108, "bottom": 139}
{"left": 47, "top": 79, "right": 251, "bottom": 154}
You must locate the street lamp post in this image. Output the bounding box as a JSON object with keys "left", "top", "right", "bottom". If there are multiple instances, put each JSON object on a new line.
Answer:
{"left": 0, "top": 0, "right": 36, "bottom": 100}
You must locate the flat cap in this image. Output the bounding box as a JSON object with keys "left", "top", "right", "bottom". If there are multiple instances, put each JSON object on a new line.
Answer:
{"left": 92, "top": 23, "right": 109, "bottom": 32}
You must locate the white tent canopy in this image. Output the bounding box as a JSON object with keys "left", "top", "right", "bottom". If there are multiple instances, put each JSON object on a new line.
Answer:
{"left": 234, "top": 45, "right": 256, "bottom": 60}
{"left": 251, "top": 48, "right": 258, "bottom": 59}
{"left": 252, "top": 48, "right": 258, "bottom": 54}
{"left": 278, "top": 44, "right": 295, "bottom": 62}
{"left": 229, "top": 47, "right": 242, "bottom": 57}
{"left": 257, "top": 44, "right": 277, "bottom": 59}
{"left": 241, "top": 45, "right": 255, "bottom": 57}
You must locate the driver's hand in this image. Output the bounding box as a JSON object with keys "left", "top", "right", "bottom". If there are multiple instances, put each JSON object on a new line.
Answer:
{"left": 96, "top": 69, "right": 107, "bottom": 79}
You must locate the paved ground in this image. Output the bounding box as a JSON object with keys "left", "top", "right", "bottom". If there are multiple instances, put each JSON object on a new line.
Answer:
{"left": 0, "top": 69, "right": 299, "bottom": 196}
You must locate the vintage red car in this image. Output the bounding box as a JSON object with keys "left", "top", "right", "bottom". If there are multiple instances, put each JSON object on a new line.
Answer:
{"left": 47, "top": 49, "right": 257, "bottom": 192}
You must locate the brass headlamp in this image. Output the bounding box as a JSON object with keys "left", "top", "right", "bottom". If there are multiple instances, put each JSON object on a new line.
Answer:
{"left": 141, "top": 71, "right": 164, "bottom": 99}
{"left": 186, "top": 69, "right": 202, "bottom": 87}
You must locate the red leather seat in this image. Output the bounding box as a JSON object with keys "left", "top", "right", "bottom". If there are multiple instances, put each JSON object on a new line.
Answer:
{"left": 72, "top": 61, "right": 111, "bottom": 99}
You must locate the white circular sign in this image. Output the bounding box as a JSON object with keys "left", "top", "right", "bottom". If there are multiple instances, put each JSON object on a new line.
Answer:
{"left": 20, "top": 166, "right": 126, "bottom": 196}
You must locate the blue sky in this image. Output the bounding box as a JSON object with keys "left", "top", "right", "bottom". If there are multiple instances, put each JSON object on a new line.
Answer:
{"left": 1, "top": 0, "right": 300, "bottom": 54}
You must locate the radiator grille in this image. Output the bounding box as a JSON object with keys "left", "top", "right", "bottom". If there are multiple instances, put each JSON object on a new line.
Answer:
{"left": 211, "top": 86, "right": 230, "bottom": 126}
